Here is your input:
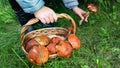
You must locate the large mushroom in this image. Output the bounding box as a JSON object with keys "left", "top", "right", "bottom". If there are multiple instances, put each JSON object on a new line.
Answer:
{"left": 27, "top": 46, "right": 49, "bottom": 65}
{"left": 68, "top": 34, "right": 81, "bottom": 49}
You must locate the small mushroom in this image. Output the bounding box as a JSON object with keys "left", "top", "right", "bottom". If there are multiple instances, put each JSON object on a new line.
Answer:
{"left": 87, "top": 3, "right": 98, "bottom": 13}
{"left": 67, "top": 26, "right": 74, "bottom": 33}
{"left": 27, "top": 46, "right": 49, "bottom": 65}
{"left": 68, "top": 34, "right": 81, "bottom": 49}
{"left": 79, "top": 3, "right": 98, "bottom": 25}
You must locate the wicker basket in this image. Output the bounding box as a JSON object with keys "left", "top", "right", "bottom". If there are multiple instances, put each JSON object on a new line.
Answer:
{"left": 20, "top": 13, "right": 76, "bottom": 58}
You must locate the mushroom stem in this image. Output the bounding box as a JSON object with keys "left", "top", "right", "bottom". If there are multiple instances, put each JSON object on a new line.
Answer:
{"left": 79, "top": 11, "right": 90, "bottom": 25}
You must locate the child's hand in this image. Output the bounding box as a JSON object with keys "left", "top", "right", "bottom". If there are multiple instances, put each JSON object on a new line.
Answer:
{"left": 72, "top": 6, "right": 89, "bottom": 25}
{"left": 34, "top": 6, "right": 57, "bottom": 24}
{"left": 72, "top": 6, "right": 87, "bottom": 21}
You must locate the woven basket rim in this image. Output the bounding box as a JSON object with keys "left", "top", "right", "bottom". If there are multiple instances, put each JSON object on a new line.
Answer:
{"left": 25, "top": 27, "right": 68, "bottom": 36}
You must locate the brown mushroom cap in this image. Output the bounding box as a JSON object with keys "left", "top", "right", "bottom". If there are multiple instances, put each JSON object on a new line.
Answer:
{"left": 56, "top": 41, "right": 72, "bottom": 57}
{"left": 67, "top": 26, "right": 74, "bottom": 33}
{"left": 47, "top": 43, "right": 57, "bottom": 55}
{"left": 25, "top": 39, "right": 38, "bottom": 52}
{"left": 50, "top": 37, "right": 62, "bottom": 44}
{"left": 87, "top": 3, "right": 98, "bottom": 13}
{"left": 35, "top": 35, "right": 50, "bottom": 46}
{"left": 47, "top": 37, "right": 62, "bottom": 55}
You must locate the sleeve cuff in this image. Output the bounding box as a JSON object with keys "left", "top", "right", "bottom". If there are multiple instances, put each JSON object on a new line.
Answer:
{"left": 66, "top": 1, "right": 79, "bottom": 9}
{"left": 62, "top": 0, "right": 79, "bottom": 9}
{"left": 23, "top": 0, "right": 45, "bottom": 14}
{"left": 16, "top": 0, "right": 45, "bottom": 14}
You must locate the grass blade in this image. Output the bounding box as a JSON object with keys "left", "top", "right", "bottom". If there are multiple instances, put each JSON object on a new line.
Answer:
{"left": 11, "top": 48, "right": 29, "bottom": 68}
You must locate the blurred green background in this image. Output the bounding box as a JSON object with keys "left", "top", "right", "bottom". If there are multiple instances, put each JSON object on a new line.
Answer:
{"left": 0, "top": 0, "right": 120, "bottom": 68}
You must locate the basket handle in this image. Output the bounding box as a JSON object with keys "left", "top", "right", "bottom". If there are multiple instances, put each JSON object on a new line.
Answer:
{"left": 20, "top": 13, "right": 76, "bottom": 46}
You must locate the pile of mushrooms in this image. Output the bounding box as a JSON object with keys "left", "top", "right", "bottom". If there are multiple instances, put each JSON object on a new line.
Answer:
{"left": 24, "top": 33, "right": 81, "bottom": 65}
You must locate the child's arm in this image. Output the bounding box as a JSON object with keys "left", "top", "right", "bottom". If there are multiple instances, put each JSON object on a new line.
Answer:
{"left": 62, "top": 0, "right": 87, "bottom": 21}
{"left": 16, "top": 0, "right": 57, "bottom": 24}
{"left": 16, "top": 0, "right": 45, "bottom": 14}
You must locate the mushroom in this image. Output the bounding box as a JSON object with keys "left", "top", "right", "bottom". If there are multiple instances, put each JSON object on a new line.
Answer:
{"left": 68, "top": 34, "right": 81, "bottom": 49}
{"left": 87, "top": 3, "right": 98, "bottom": 13}
{"left": 46, "top": 37, "right": 62, "bottom": 55}
{"left": 79, "top": 3, "right": 98, "bottom": 25}
{"left": 35, "top": 35, "right": 50, "bottom": 46}
{"left": 25, "top": 39, "right": 38, "bottom": 52}
{"left": 27, "top": 46, "right": 49, "bottom": 65}
{"left": 25, "top": 35, "right": 50, "bottom": 52}
{"left": 79, "top": 12, "right": 90, "bottom": 25}
{"left": 56, "top": 41, "right": 72, "bottom": 57}
{"left": 47, "top": 43, "right": 57, "bottom": 55}
{"left": 50, "top": 37, "right": 62, "bottom": 44}
{"left": 67, "top": 26, "right": 74, "bottom": 33}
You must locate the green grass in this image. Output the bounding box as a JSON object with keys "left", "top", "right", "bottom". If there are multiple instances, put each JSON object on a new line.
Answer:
{"left": 0, "top": 0, "right": 120, "bottom": 68}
